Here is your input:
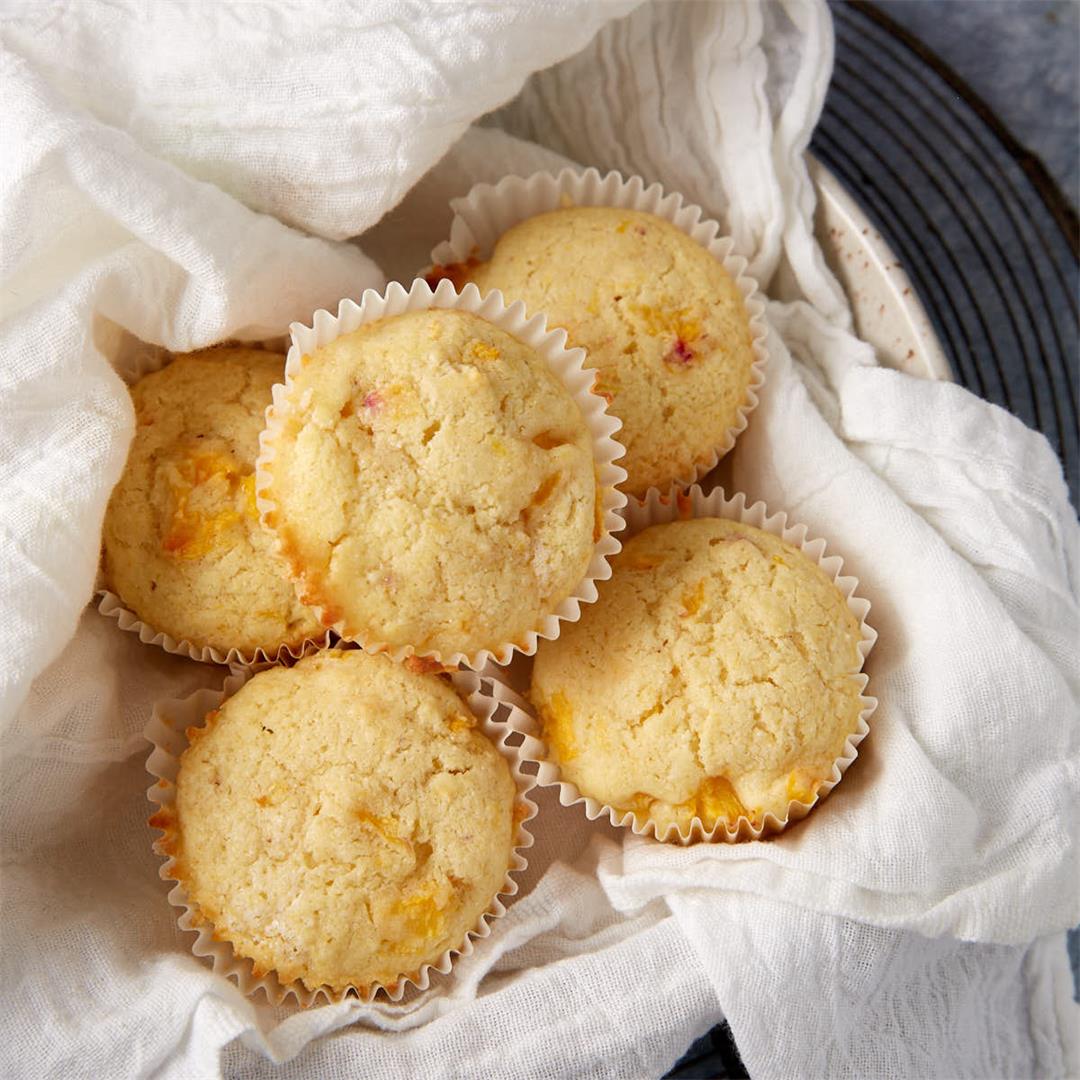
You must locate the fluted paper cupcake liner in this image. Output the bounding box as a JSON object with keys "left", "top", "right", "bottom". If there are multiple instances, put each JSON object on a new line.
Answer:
{"left": 96, "top": 342, "right": 331, "bottom": 667}
{"left": 145, "top": 658, "right": 537, "bottom": 1006}
{"left": 95, "top": 590, "right": 332, "bottom": 668}
{"left": 489, "top": 484, "right": 877, "bottom": 844}
{"left": 426, "top": 167, "right": 769, "bottom": 498}
{"left": 255, "top": 277, "right": 628, "bottom": 670}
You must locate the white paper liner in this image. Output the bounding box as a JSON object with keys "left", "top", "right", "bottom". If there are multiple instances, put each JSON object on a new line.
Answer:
{"left": 255, "top": 277, "right": 628, "bottom": 669}
{"left": 96, "top": 591, "right": 332, "bottom": 668}
{"left": 96, "top": 341, "right": 332, "bottom": 667}
{"left": 488, "top": 485, "right": 878, "bottom": 845}
{"left": 145, "top": 655, "right": 538, "bottom": 1006}
{"left": 426, "top": 167, "right": 770, "bottom": 498}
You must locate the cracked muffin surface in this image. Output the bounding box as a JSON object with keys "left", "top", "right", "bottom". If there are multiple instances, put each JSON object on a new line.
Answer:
{"left": 529, "top": 517, "right": 864, "bottom": 834}
{"left": 259, "top": 308, "right": 597, "bottom": 657}
{"left": 437, "top": 207, "right": 756, "bottom": 497}
{"left": 163, "top": 649, "right": 517, "bottom": 993}
{"left": 102, "top": 347, "right": 321, "bottom": 654}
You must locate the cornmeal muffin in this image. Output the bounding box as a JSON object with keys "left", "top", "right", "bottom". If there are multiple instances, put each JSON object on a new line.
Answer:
{"left": 152, "top": 649, "right": 518, "bottom": 994}
{"left": 430, "top": 207, "right": 757, "bottom": 497}
{"left": 102, "top": 348, "right": 321, "bottom": 655}
{"left": 259, "top": 308, "right": 598, "bottom": 658}
{"left": 530, "top": 518, "right": 865, "bottom": 836}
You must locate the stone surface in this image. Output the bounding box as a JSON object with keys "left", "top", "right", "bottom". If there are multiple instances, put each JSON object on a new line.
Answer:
{"left": 879, "top": 0, "right": 1078, "bottom": 205}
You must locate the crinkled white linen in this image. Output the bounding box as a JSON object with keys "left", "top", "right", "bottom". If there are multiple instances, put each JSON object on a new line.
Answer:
{"left": 1, "top": 2, "right": 1077, "bottom": 1078}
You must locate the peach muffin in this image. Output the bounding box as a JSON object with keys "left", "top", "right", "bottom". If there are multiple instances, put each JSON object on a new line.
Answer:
{"left": 258, "top": 309, "right": 598, "bottom": 658}
{"left": 102, "top": 348, "right": 320, "bottom": 655}
{"left": 431, "top": 207, "right": 757, "bottom": 497}
{"left": 151, "top": 649, "right": 519, "bottom": 994}
{"left": 530, "top": 518, "right": 865, "bottom": 837}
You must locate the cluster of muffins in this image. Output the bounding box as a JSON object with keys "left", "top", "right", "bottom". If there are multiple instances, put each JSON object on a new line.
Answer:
{"left": 107, "top": 169, "right": 873, "bottom": 1003}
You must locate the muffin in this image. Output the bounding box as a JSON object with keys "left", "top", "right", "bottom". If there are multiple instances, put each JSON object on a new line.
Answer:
{"left": 258, "top": 308, "right": 598, "bottom": 659}
{"left": 429, "top": 207, "right": 757, "bottom": 497}
{"left": 102, "top": 348, "right": 321, "bottom": 656}
{"left": 150, "top": 649, "right": 519, "bottom": 995}
{"left": 529, "top": 517, "right": 865, "bottom": 837}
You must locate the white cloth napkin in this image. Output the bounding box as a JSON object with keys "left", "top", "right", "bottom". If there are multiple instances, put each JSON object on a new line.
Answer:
{"left": 1, "top": 2, "right": 1077, "bottom": 1078}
